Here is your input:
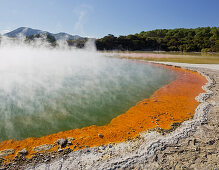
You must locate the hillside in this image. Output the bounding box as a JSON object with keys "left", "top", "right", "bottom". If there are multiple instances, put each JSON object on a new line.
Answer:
{"left": 96, "top": 27, "right": 219, "bottom": 52}
{"left": 4, "top": 27, "right": 82, "bottom": 40}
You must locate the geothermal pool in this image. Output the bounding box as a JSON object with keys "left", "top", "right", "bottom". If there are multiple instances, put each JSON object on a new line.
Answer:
{"left": 0, "top": 44, "right": 177, "bottom": 141}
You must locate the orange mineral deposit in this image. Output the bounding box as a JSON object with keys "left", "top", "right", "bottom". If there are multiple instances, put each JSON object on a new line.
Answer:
{"left": 0, "top": 63, "right": 207, "bottom": 161}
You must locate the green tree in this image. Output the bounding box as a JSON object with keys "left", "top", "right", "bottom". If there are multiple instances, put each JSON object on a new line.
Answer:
{"left": 95, "top": 27, "right": 219, "bottom": 52}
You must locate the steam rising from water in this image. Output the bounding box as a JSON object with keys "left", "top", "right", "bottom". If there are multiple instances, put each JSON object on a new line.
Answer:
{"left": 0, "top": 36, "right": 176, "bottom": 141}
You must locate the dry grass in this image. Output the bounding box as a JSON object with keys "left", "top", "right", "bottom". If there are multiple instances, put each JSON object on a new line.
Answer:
{"left": 138, "top": 56, "right": 219, "bottom": 64}
{"left": 115, "top": 52, "right": 219, "bottom": 64}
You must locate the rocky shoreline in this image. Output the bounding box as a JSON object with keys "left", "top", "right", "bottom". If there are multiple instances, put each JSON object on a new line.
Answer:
{"left": 1, "top": 62, "right": 219, "bottom": 170}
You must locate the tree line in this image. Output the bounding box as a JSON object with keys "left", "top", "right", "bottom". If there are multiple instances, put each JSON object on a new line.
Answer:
{"left": 96, "top": 27, "right": 219, "bottom": 52}
{"left": 1, "top": 27, "right": 218, "bottom": 52}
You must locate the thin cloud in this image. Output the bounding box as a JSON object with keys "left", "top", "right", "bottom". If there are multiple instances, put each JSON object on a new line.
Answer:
{"left": 1, "top": 29, "right": 11, "bottom": 34}
{"left": 74, "top": 10, "right": 86, "bottom": 34}
{"left": 73, "top": 5, "right": 93, "bottom": 35}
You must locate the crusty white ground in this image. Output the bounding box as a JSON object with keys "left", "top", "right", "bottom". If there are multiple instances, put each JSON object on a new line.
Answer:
{"left": 148, "top": 61, "right": 219, "bottom": 71}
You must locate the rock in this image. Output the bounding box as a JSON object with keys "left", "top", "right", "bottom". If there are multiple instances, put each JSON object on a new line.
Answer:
{"left": 58, "top": 148, "right": 63, "bottom": 152}
{"left": 178, "top": 150, "right": 184, "bottom": 154}
{"left": 201, "top": 122, "right": 208, "bottom": 125}
{"left": 33, "top": 144, "right": 53, "bottom": 152}
{"left": 208, "top": 140, "right": 215, "bottom": 145}
{"left": 73, "top": 145, "right": 77, "bottom": 150}
{"left": 161, "top": 146, "right": 167, "bottom": 151}
{"left": 196, "top": 147, "right": 200, "bottom": 152}
{"left": 154, "top": 155, "right": 158, "bottom": 162}
{"left": 100, "top": 145, "right": 106, "bottom": 150}
{"left": 98, "top": 134, "right": 104, "bottom": 138}
{"left": 187, "top": 139, "right": 192, "bottom": 145}
{"left": 67, "top": 137, "right": 75, "bottom": 145}
{"left": 67, "top": 137, "right": 75, "bottom": 141}
{"left": 0, "top": 149, "right": 14, "bottom": 158}
{"left": 44, "top": 158, "right": 50, "bottom": 162}
{"left": 18, "top": 148, "right": 28, "bottom": 155}
{"left": 56, "top": 138, "right": 68, "bottom": 148}
{"left": 67, "top": 141, "right": 72, "bottom": 145}
{"left": 193, "top": 139, "right": 198, "bottom": 145}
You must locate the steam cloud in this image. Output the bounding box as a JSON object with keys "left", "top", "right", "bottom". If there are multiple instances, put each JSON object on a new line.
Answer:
{"left": 0, "top": 36, "right": 176, "bottom": 141}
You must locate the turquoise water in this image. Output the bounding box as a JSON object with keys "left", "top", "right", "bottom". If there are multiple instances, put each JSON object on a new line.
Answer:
{"left": 0, "top": 53, "right": 177, "bottom": 141}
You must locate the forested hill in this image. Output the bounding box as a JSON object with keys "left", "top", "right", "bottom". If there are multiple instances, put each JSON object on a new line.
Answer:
{"left": 96, "top": 27, "right": 219, "bottom": 52}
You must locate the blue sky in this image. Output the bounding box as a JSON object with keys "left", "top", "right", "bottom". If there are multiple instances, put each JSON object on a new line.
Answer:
{"left": 0, "top": 0, "right": 218, "bottom": 38}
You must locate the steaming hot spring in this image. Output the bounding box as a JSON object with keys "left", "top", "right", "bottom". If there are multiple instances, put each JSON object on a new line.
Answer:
{"left": 0, "top": 38, "right": 177, "bottom": 141}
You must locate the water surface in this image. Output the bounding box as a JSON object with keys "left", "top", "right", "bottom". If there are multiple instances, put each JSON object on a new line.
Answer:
{"left": 0, "top": 53, "right": 177, "bottom": 141}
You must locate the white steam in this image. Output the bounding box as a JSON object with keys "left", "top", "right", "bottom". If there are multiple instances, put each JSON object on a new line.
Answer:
{"left": 0, "top": 36, "right": 176, "bottom": 141}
